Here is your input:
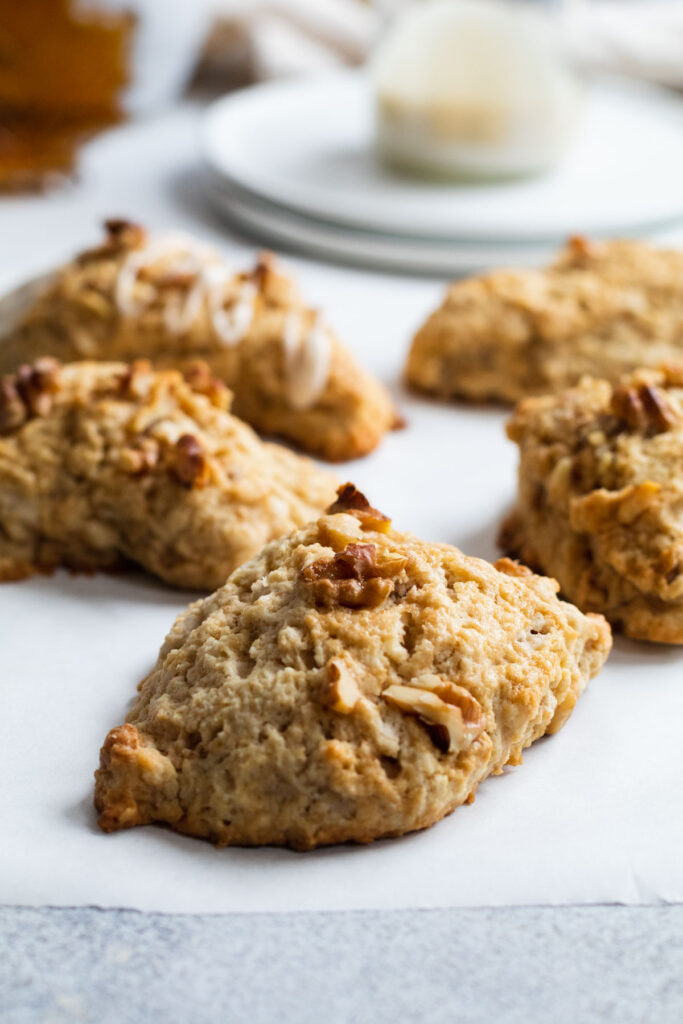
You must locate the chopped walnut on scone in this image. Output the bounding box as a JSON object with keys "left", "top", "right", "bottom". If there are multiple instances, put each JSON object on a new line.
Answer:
{"left": 94, "top": 485, "right": 610, "bottom": 850}
{"left": 0, "top": 358, "right": 337, "bottom": 589}
{"left": 405, "top": 237, "right": 683, "bottom": 404}
{"left": 501, "top": 366, "right": 683, "bottom": 643}
{"left": 0, "top": 220, "right": 398, "bottom": 461}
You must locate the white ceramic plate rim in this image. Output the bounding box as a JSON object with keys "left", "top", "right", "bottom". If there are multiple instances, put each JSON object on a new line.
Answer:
{"left": 202, "top": 70, "right": 683, "bottom": 243}
{"left": 206, "top": 177, "right": 559, "bottom": 276}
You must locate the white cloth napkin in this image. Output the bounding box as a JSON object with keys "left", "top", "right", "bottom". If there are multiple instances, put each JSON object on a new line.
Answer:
{"left": 199, "top": 0, "right": 377, "bottom": 85}
{"left": 198, "top": 0, "right": 683, "bottom": 92}
{"left": 566, "top": 0, "right": 683, "bottom": 90}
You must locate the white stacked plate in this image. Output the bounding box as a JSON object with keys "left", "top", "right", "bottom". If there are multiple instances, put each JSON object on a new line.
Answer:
{"left": 201, "top": 70, "right": 683, "bottom": 276}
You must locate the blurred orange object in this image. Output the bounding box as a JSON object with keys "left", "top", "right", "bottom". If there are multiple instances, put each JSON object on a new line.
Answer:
{"left": 0, "top": 0, "right": 135, "bottom": 191}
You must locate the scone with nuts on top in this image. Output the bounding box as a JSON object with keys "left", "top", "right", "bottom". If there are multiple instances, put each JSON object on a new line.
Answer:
{"left": 406, "top": 237, "right": 683, "bottom": 404}
{"left": 0, "top": 220, "right": 398, "bottom": 461}
{"left": 94, "top": 485, "right": 611, "bottom": 850}
{"left": 0, "top": 357, "right": 336, "bottom": 589}
{"left": 501, "top": 366, "right": 683, "bottom": 643}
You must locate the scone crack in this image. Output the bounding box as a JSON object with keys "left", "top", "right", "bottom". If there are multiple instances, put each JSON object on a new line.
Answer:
{"left": 118, "top": 436, "right": 159, "bottom": 476}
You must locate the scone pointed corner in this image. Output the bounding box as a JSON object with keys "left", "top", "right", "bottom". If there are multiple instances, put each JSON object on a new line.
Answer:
{"left": 94, "top": 501, "right": 611, "bottom": 850}
{"left": 94, "top": 723, "right": 180, "bottom": 835}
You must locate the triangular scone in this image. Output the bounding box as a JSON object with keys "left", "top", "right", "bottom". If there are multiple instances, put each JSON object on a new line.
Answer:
{"left": 501, "top": 366, "right": 683, "bottom": 644}
{"left": 0, "top": 221, "right": 397, "bottom": 461}
{"left": 94, "top": 485, "right": 611, "bottom": 850}
{"left": 0, "top": 358, "right": 336, "bottom": 589}
{"left": 406, "top": 237, "right": 683, "bottom": 404}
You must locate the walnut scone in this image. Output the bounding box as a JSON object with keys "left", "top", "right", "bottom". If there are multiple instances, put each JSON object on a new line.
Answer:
{"left": 406, "top": 237, "right": 683, "bottom": 404}
{"left": 95, "top": 485, "right": 611, "bottom": 850}
{"left": 0, "top": 221, "right": 397, "bottom": 461}
{"left": 501, "top": 367, "right": 683, "bottom": 643}
{"left": 0, "top": 358, "right": 337, "bottom": 590}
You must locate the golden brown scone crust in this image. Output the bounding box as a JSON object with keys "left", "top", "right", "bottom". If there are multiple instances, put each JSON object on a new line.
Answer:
{"left": 406, "top": 237, "right": 683, "bottom": 403}
{"left": 95, "top": 486, "right": 611, "bottom": 850}
{"left": 0, "top": 358, "right": 336, "bottom": 589}
{"left": 501, "top": 366, "right": 683, "bottom": 643}
{"left": 0, "top": 222, "right": 397, "bottom": 461}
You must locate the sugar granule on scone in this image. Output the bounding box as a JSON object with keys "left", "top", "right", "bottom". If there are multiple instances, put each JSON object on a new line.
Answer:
{"left": 501, "top": 366, "right": 683, "bottom": 643}
{"left": 94, "top": 484, "right": 611, "bottom": 850}
{"left": 405, "top": 237, "right": 683, "bottom": 404}
{"left": 0, "top": 220, "right": 398, "bottom": 461}
{"left": 0, "top": 358, "right": 337, "bottom": 589}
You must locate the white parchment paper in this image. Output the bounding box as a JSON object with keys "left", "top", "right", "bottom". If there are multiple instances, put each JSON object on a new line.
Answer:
{"left": 1, "top": 101, "right": 682, "bottom": 913}
{"left": 2, "top": 394, "right": 683, "bottom": 913}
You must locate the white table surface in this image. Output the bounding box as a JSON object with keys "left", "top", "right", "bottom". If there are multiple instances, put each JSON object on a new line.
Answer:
{"left": 2, "top": 98, "right": 683, "bottom": 1023}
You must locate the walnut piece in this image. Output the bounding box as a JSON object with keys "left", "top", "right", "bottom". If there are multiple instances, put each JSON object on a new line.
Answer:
{"left": 610, "top": 382, "right": 676, "bottom": 434}
{"left": 170, "top": 434, "right": 208, "bottom": 489}
{"left": 103, "top": 218, "right": 147, "bottom": 251}
{"left": 493, "top": 557, "right": 534, "bottom": 579}
{"left": 0, "top": 376, "right": 26, "bottom": 433}
{"left": 79, "top": 219, "right": 147, "bottom": 263}
{"left": 327, "top": 483, "right": 391, "bottom": 533}
{"left": 0, "top": 358, "right": 60, "bottom": 433}
{"left": 565, "top": 234, "right": 598, "bottom": 262}
{"left": 250, "top": 251, "right": 276, "bottom": 291}
{"left": 383, "top": 677, "right": 485, "bottom": 754}
{"left": 322, "top": 657, "right": 363, "bottom": 713}
{"left": 182, "top": 361, "right": 230, "bottom": 410}
{"left": 302, "top": 541, "right": 406, "bottom": 608}
{"left": 15, "top": 357, "right": 59, "bottom": 416}
{"left": 316, "top": 513, "right": 362, "bottom": 550}
{"left": 119, "top": 437, "right": 159, "bottom": 476}
{"left": 115, "top": 359, "right": 153, "bottom": 399}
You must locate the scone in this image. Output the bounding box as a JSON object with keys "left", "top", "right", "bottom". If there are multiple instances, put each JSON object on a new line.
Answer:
{"left": 406, "top": 236, "right": 683, "bottom": 403}
{"left": 0, "top": 220, "right": 397, "bottom": 461}
{"left": 501, "top": 366, "right": 683, "bottom": 643}
{"left": 0, "top": 357, "right": 336, "bottom": 589}
{"left": 94, "top": 484, "right": 611, "bottom": 850}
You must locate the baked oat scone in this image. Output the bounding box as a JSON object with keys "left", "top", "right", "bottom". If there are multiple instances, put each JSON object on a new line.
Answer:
{"left": 0, "top": 358, "right": 336, "bottom": 589}
{"left": 0, "top": 221, "right": 397, "bottom": 461}
{"left": 501, "top": 366, "right": 683, "bottom": 643}
{"left": 95, "top": 485, "right": 611, "bottom": 850}
{"left": 406, "top": 237, "right": 683, "bottom": 404}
